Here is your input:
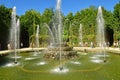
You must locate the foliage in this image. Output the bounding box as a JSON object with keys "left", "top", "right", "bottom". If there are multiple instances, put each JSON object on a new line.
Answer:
{"left": 0, "top": 5, "right": 11, "bottom": 49}
{"left": 1, "top": 2, "right": 120, "bottom": 48}
{"left": 41, "top": 8, "right": 54, "bottom": 24}
{"left": 20, "top": 9, "right": 41, "bottom": 46}
{"left": 113, "top": 2, "right": 120, "bottom": 40}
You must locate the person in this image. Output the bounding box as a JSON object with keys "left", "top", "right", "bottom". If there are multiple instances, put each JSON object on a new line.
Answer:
{"left": 79, "top": 42, "right": 82, "bottom": 47}
{"left": 107, "top": 41, "right": 110, "bottom": 48}
{"left": 113, "top": 41, "right": 116, "bottom": 47}
{"left": 7, "top": 43, "right": 11, "bottom": 50}
{"left": 90, "top": 42, "right": 94, "bottom": 48}
{"left": 103, "top": 42, "right": 106, "bottom": 48}
{"left": 116, "top": 41, "right": 119, "bottom": 48}
{"left": 20, "top": 42, "right": 23, "bottom": 48}
{"left": 85, "top": 42, "right": 88, "bottom": 47}
{"left": 118, "top": 40, "right": 120, "bottom": 49}
{"left": 30, "top": 42, "right": 34, "bottom": 48}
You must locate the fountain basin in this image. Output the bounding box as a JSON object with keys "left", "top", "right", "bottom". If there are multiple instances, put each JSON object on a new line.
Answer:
{"left": 0, "top": 51, "right": 119, "bottom": 80}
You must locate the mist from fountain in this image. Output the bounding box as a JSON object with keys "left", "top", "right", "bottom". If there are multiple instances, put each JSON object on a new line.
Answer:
{"left": 96, "top": 6, "right": 106, "bottom": 62}
{"left": 79, "top": 24, "right": 83, "bottom": 47}
{"left": 55, "top": 0, "right": 63, "bottom": 70}
{"left": 44, "top": 23, "right": 55, "bottom": 44}
{"left": 46, "top": 0, "right": 62, "bottom": 46}
{"left": 16, "top": 19, "right": 20, "bottom": 49}
{"left": 10, "top": 6, "right": 20, "bottom": 64}
{"left": 45, "top": 0, "right": 65, "bottom": 71}
{"left": 35, "top": 25, "right": 40, "bottom": 48}
{"left": 10, "top": 6, "right": 16, "bottom": 49}
{"left": 46, "top": 0, "right": 62, "bottom": 59}
{"left": 96, "top": 6, "right": 105, "bottom": 47}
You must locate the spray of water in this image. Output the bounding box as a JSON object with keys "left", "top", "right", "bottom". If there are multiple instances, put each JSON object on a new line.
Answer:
{"left": 56, "top": 0, "right": 62, "bottom": 68}
{"left": 79, "top": 24, "right": 83, "bottom": 47}
{"left": 10, "top": 6, "right": 20, "bottom": 64}
{"left": 44, "top": 23, "right": 55, "bottom": 43}
{"left": 35, "top": 25, "right": 40, "bottom": 48}
{"left": 96, "top": 6, "right": 106, "bottom": 62}
{"left": 96, "top": 6, "right": 105, "bottom": 47}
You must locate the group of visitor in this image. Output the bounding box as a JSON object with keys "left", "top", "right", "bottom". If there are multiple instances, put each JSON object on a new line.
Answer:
{"left": 78, "top": 40, "right": 120, "bottom": 49}
{"left": 113, "top": 40, "right": 120, "bottom": 48}
{"left": 3, "top": 40, "right": 120, "bottom": 50}
{"left": 92, "top": 41, "right": 110, "bottom": 48}
{"left": 7, "top": 42, "right": 23, "bottom": 50}
{"left": 79, "top": 41, "right": 110, "bottom": 48}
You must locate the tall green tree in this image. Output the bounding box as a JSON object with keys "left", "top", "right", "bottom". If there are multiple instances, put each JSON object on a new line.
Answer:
{"left": 63, "top": 12, "right": 74, "bottom": 42}
{"left": 0, "top": 5, "right": 11, "bottom": 50}
{"left": 102, "top": 8, "right": 114, "bottom": 29}
{"left": 41, "top": 8, "right": 54, "bottom": 24}
{"left": 80, "top": 6, "right": 97, "bottom": 42}
{"left": 20, "top": 9, "right": 41, "bottom": 47}
{"left": 102, "top": 7, "right": 114, "bottom": 44}
{"left": 40, "top": 8, "right": 54, "bottom": 46}
{"left": 113, "top": 2, "right": 120, "bottom": 40}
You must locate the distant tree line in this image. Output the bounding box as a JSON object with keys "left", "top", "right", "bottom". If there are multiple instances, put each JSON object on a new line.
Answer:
{"left": 0, "top": 2, "right": 120, "bottom": 50}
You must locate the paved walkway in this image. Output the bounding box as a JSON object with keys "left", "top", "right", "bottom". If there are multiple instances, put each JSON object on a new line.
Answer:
{"left": 0, "top": 48, "right": 46, "bottom": 55}
{"left": 0, "top": 47, "right": 120, "bottom": 56}
{"left": 73, "top": 47, "right": 120, "bottom": 54}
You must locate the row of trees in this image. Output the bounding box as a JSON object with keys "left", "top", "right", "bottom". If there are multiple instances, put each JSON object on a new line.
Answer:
{"left": 0, "top": 5, "right": 11, "bottom": 50}
{"left": 0, "top": 2, "right": 120, "bottom": 49}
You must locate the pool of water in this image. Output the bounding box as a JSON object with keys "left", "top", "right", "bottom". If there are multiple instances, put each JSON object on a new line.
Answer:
{"left": 0, "top": 51, "right": 120, "bottom": 80}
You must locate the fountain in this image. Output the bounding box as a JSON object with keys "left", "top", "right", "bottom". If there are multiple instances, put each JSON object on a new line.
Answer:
{"left": 1, "top": 3, "right": 120, "bottom": 80}
{"left": 32, "top": 25, "right": 40, "bottom": 56}
{"left": 79, "top": 24, "right": 83, "bottom": 47}
{"left": 10, "top": 6, "right": 20, "bottom": 64}
{"left": 96, "top": 6, "right": 106, "bottom": 62}
{"left": 35, "top": 25, "right": 40, "bottom": 48}
{"left": 16, "top": 19, "right": 20, "bottom": 49}
{"left": 44, "top": 0, "right": 77, "bottom": 70}
{"left": 44, "top": 23, "right": 55, "bottom": 43}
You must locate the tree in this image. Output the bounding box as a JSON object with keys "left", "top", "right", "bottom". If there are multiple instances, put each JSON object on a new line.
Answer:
{"left": 20, "top": 9, "right": 41, "bottom": 47}
{"left": 40, "top": 8, "right": 54, "bottom": 46}
{"left": 0, "top": 5, "right": 11, "bottom": 50}
{"left": 113, "top": 2, "right": 120, "bottom": 40}
{"left": 80, "top": 6, "right": 97, "bottom": 42}
{"left": 41, "top": 8, "right": 54, "bottom": 24}
{"left": 102, "top": 7, "right": 114, "bottom": 44}
{"left": 74, "top": 11, "right": 81, "bottom": 23}
{"left": 63, "top": 12, "right": 74, "bottom": 42}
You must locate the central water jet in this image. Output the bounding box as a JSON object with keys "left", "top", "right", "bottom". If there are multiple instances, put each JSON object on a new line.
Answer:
{"left": 55, "top": 0, "right": 62, "bottom": 70}
{"left": 10, "top": 6, "right": 20, "bottom": 64}
{"left": 96, "top": 6, "right": 106, "bottom": 62}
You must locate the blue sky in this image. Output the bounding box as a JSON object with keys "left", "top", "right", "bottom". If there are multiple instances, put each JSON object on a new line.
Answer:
{"left": 0, "top": 0, "right": 119, "bottom": 16}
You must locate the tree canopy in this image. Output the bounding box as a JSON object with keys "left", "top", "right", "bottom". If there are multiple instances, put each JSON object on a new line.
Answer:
{"left": 0, "top": 2, "right": 120, "bottom": 49}
{"left": 0, "top": 5, "right": 11, "bottom": 50}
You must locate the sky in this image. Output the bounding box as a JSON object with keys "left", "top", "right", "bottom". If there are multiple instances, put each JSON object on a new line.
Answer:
{"left": 0, "top": 0, "right": 119, "bottom": 16}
